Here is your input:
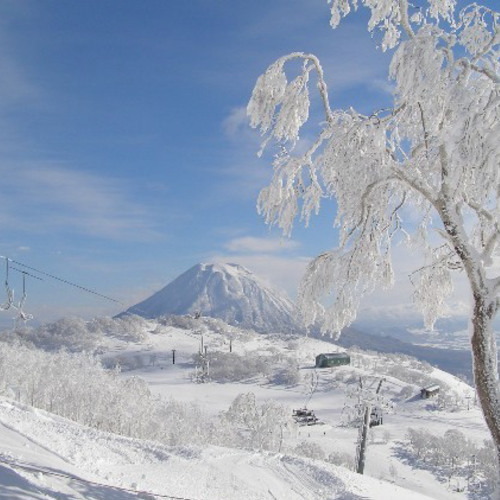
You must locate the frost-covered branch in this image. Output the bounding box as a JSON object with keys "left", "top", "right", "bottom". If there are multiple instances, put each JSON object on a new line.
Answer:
{"left": 248, "top": 52, "right": 333, "bottom": 152}
{"left": 398, "top": 0, "right": 415, "bottom": 39}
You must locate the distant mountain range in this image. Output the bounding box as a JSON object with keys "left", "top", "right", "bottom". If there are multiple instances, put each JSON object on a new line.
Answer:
{"left": 122, "top": 262, "right": 474, "bottom": 380}
{"left": 122, "top": 262, "right": 303, "bottom": 334}
{"left": 330, "top": 327, "right": 472, "bottom": 381}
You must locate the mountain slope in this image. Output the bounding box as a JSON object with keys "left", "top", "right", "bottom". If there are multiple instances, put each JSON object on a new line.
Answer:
{"left": 0, "top": 316, "right": 488, "bottom": 499}
{"left": 327, "top": 327, "right": 473, "bottom": 381}
{"left": 0, "top": 396, "right": 437, "bottom": 500}
{"left": 122, "top": 262, "right": 303, "bottom": 333}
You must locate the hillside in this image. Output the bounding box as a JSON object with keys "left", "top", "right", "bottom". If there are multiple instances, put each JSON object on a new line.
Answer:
{"left": 0, "top": 398, "right": 437, "bottom": 500}
{"left": 332, "top": 327, "right": 473, "bottom": 381}
{"left": 0, "top": 314, "right": 493, "bottom": 499}
{"left": 121, "top": 262, "right": 477, "bottom": 382}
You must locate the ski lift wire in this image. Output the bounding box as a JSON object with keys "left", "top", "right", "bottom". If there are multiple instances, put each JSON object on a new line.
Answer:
{"left": 10, "top": 267, "right": 44, "bottom": 281}
{"left": 0, "top": 256, "right": 124, "bottom": 305}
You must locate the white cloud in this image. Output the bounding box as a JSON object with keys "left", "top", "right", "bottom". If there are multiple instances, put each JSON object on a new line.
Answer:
{"left": 355, "top": 243, "right": 473, "bottom": 327}
{"left": 0, "top": 163, "right": 164, "bottom": 241}
{"left": 224, "top": 236, "right": 299, "bottom": 254}
{"left": 209, "top": 251, "right": 309, "bottom": 300}
{"left": 222, "top": 107, "right": 251, "bottom": 139}
{"left": 212, "top": 234, "right": 306, "bottom": 298}
{"left": 0, "top": 30, "right": 41, "bottom": 112}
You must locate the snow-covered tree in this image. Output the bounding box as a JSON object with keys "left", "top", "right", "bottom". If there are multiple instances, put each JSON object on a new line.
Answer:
{"left": 224, "top": 392, "right": 293, "bottom": 451}
{"left": 248, "top": 0, "right": 499, "bottom": 487}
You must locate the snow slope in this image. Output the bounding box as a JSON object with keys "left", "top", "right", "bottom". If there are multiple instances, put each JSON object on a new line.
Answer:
{"left": 99, "top": 318, "right": 488, "bottom": 499}
{"left": 0, "top": 399, "right": 435, "bottom": 500}
{"left": 122, "top": 262, "right": 303, "bottom": 333}
{"left": 0, "top": 315, "right": 492, "bottom": 499}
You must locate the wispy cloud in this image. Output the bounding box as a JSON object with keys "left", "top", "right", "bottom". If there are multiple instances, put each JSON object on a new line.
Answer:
{"left": 0, "top": 54, "right": 40, "bottom": 111}
{"left": 356, "top": 243, "right": 473, "bottom": 327}
{"left": 222, "top": 107, "right": 252, "bottom": 139}
{"left": 209, "top": 233, "right": 306, "bottom": 298}
{"left": 210, "top": 251, "right": 308, "bottom": 299}
{"left": 0, "top": 163, "right": 164, "bottom": 241}
{"left": 224, "top": 236, "right": 299, "bottom": 253}
{"left": 0, "top": 4, "right": 42, "bottom": 113}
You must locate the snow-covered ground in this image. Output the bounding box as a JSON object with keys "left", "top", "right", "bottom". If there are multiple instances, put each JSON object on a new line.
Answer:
{"left": 0, "top": 317, "right": 493, "bottom": 499}
{"left": 0, "top": 396, "right": 443, "bottom": 500}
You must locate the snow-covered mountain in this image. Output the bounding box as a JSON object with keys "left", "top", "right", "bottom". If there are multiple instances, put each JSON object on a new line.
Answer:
{"left": 122, "top": 262, "right": 304, "bottom": 333}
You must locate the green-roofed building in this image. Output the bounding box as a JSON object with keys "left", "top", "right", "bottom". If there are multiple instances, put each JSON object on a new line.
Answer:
{"left": 315, "top": 352, "right": 350, "bottom": 368}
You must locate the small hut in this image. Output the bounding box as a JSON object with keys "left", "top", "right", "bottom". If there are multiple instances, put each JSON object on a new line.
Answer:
{"left": 420, "top": 384, "right": 440, "bottom": 399}
{"left": 315, "top": 352, "right": 350, "bottom": 368}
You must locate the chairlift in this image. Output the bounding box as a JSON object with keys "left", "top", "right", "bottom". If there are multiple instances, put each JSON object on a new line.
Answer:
{"left": 1, "top": 255, "right": 121, "bottom": 325}
{"left": 0, "top": 259, "right": 14, "bottom": 311}
{"left": 369, "top": 406, "right": 383, "bottom": 427}
{"left": 292, "top": 408, "right": 319, "bottom": 426}
{"left": 0, "top": 258, "right": 34, "bottom": 324}
{"left": 14, "top": 272, "right": 34, "bottom": 324}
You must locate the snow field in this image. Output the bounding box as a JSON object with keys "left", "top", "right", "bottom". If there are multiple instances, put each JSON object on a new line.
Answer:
{"left": 0, "top": 317, "right": 492, "bottom": 499}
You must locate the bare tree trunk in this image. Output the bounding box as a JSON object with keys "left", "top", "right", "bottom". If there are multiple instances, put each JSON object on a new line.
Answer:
{"left": 439, "top": 200, "right": 500, "bottom": 494}
{"left": 470, "top": 293, "right": 500, "bottom": 495}
{"left": 356, "top": 404, "right": 371, "bottom": 474}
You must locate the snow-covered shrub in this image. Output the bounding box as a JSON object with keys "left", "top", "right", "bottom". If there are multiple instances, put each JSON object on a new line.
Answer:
{"left": 2, "top": 315, "right": 149, "bottom": 354}
{"left": 103, "top": 353, "right": 155, "bottom": 371}
{"left": 88, "top": 315, "right": 148, "bottom": 342}
{"left": 194, "top": 350, "right": 272, "bottom": 382}
{"left": 476, "top": 440, "right": 498, "bottom": 493}
{"left": 0, "top": 343, "right": 304, "bottom": 457}
{"left": 293, "top": 441, "right": 326, "bottom": 461}
{"left": 404, "top": 427, "right": 496, "bottom": 494}
{"left": 270, "top": 358, "right": 301, "bottom": 386}
{"left": 327, "top": 451, "right": 354, "bottom": 469}
{"left": 157, "top": 399, "right": 212, "bottom": 446}
{"left": 397, "top": 385, "right": 415, "bottom": 401}
{"left": 194, "top": 350, "right": 300, "bottom": 386}
{"left": 159, "top": 314, "right": 200, "bottom": 330}
{"left": 435, "top": 390, "right": 469, "bottom": 412}
{"left": 27, "top": 317, "right": 103, "bottom": 353}
{"left": 223, "top": 392, "right": 294, "bottom": 452}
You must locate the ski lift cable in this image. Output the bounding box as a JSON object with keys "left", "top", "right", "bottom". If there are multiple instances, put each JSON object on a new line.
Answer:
{"left": 0, "top": 256, "right": 124, "bottom": 305}
{"left": 10, "top": 267, "right": 43, "bottom": 281}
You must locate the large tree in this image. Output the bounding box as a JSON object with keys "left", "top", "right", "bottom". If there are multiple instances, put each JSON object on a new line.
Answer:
{"left": 248, "top": 0, "right": 499, "bottom": 488}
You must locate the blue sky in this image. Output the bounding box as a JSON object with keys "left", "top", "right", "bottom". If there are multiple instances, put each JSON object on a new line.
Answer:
{"left": 0, "top": 0, "right": 472, "bottom": 329}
